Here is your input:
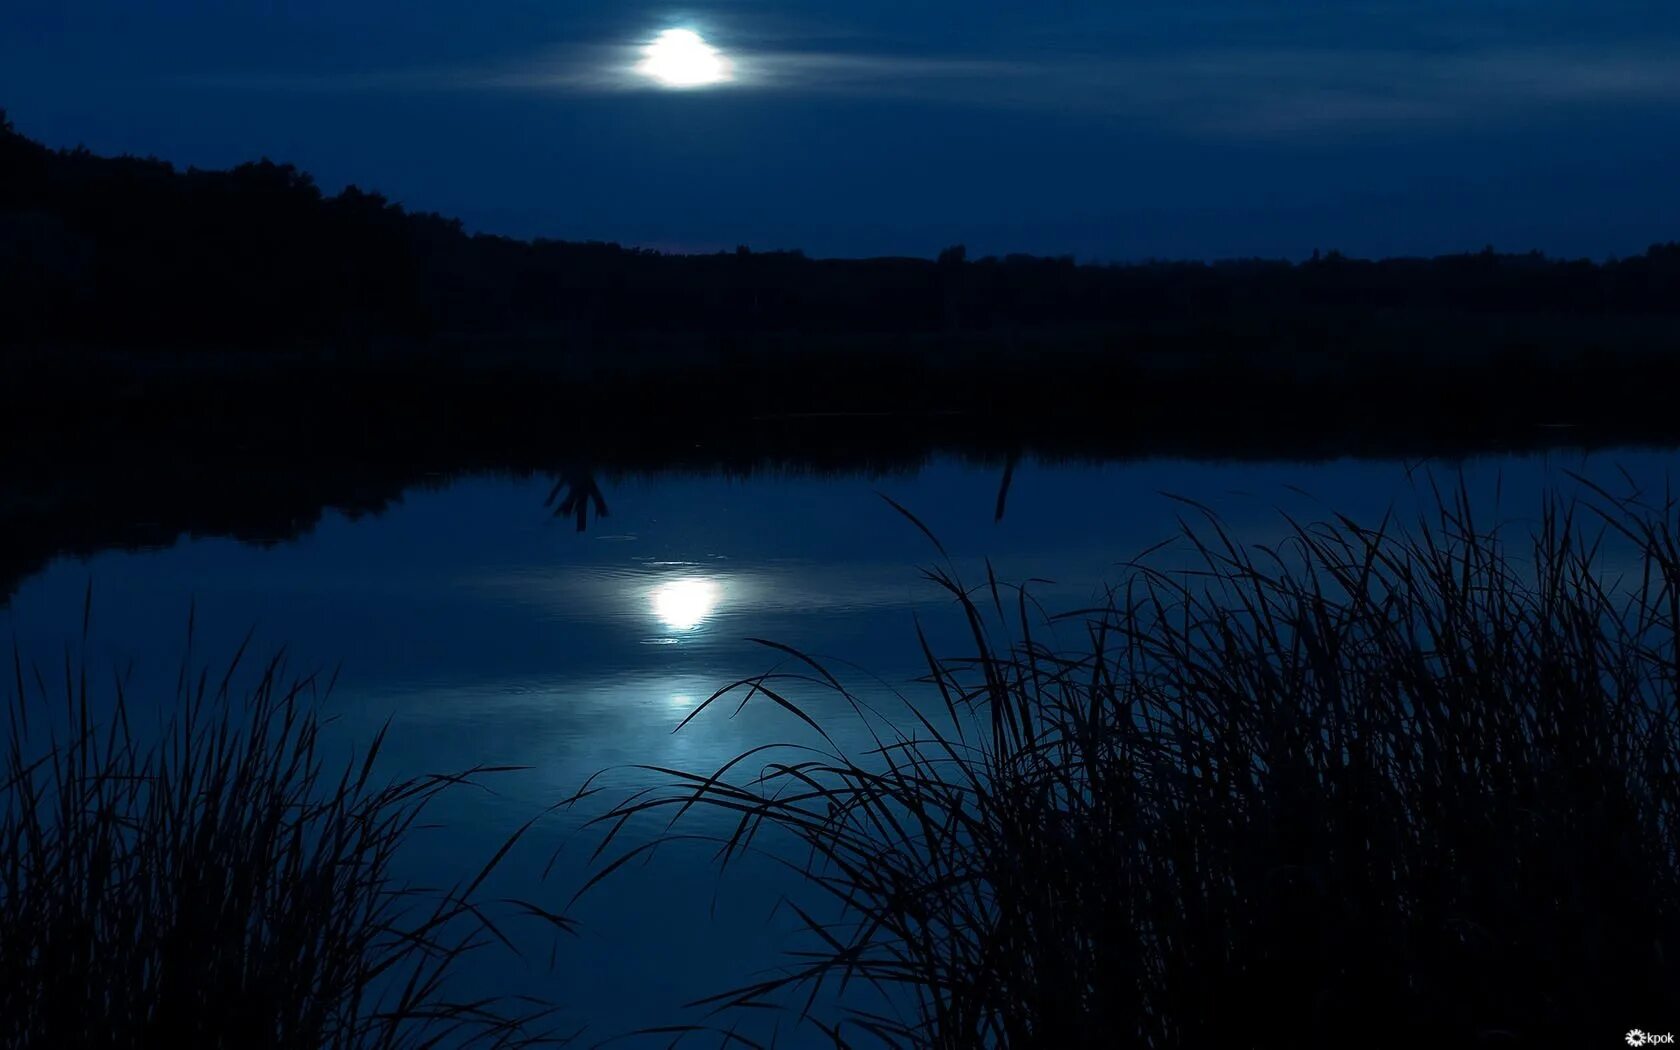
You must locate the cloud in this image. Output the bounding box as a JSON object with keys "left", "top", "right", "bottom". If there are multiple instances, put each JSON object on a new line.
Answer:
{"left": 858, "top": 44, "right": 1680, "bottom": 135}
{"left": 1141, "top": 46, "right": 1680, "bottom": 134}
{"left": 185, "top": 36, "right": 1680, "bottom": 138}
{"left": 475, "top": 42, "right": 1024, "bottom": 94}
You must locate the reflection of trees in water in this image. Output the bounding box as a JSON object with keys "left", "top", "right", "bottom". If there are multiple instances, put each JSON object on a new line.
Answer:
{"left": 546, "top": 467, "right": 609, "bottom": 532}
{"left": 543, "top": 451, "right": 1015, "bottom": 539}
{"left": 541, "top": 455, "right": 1011, "bottom": 536}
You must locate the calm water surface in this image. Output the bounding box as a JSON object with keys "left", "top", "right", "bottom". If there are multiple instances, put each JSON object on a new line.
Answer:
{"left": 4, "top": 448, "right": 1676, "bottom": 1041}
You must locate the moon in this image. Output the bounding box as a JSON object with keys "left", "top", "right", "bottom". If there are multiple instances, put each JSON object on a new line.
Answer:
{"left": 635, "top": 29, "right": 733, "bottom": 88}
{"left": 650, "top": 578, "right": 721, "bottom": 630}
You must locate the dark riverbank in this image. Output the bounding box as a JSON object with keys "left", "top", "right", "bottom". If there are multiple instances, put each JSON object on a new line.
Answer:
{"left": 6, "top": 108, "right": 1680, "bottom": 603}
{"left": 6, "top": 329, "right": 1680, "bottom": 604}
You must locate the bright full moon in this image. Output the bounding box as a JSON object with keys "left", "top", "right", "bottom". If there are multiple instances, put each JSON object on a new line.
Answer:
{"left": 635, "top": 29, "right": 733, "bottom": 88}
{"left": 651, "top": 578, "right": 721, "bottom": 630}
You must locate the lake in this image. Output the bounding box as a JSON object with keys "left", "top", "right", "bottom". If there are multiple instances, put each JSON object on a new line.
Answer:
{"left": 3, "top": 445, "right": 1676, "bottom": 1043}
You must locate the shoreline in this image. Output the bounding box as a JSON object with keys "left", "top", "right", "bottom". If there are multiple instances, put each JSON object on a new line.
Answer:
{"left": 6, "top": 327, "right": 1680, "bottom": 603}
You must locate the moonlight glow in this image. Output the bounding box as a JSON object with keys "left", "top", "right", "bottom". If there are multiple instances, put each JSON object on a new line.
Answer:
{"left": 635, "top": 28, "right": 733, "bottom": 88}
{"left": 650, "top": 578, "right": 721, "bottom": 630}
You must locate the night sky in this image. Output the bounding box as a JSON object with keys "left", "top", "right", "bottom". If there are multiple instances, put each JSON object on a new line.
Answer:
{"left": 5, "top": 1, "right": 1678, "bottom": 260}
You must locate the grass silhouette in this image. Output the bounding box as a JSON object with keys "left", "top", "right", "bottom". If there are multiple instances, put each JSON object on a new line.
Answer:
{"left": 578, "top": 483, "right": 1680, "bottom": 1047}
{"left": 0, "top": 602, "right": 568, "bottom": 1049}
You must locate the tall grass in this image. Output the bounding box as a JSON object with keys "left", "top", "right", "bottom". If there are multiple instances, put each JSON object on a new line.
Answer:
{"left": 0, "top": 613, "right": 564, "bottom": 1048}
{"left": 580, "top": 484, "right": 1680, "bottom": 1047}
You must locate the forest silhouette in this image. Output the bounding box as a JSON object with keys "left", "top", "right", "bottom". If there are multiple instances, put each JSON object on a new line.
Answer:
{"left": 6, "top": 107, "right": 1680, "bottom": 603}
{"left": 3, "top": 109, "right": 1678, "bottom": 349}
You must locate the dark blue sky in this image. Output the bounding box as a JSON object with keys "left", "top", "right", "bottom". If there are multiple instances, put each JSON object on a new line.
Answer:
{"left": 5, "top": 1, "right": 1678, "bottom": 260}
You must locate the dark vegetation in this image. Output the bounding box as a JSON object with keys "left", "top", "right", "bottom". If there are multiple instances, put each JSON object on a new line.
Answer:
{"left": 0, "top": 615, "right": 564, "bottom": 1048}
{"left": 5, "top": 106, "right": 1680, "bottom": 1045}
{"left": 3, "top": 110, "right": 1679, "bottom": 347}
{"left": 581, "top": 488, "right": 1680, "bottom": 1046}
{"left": 9, "top": 479, "right": 1679, "bottom": 1047}
{"left": 3, "top": 104, "right": 1680, "bottom": 601}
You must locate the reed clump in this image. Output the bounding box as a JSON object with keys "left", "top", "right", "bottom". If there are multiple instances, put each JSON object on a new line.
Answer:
{"left": 0, "top": 624, "right": 560, "bottom": 1049}
{"left": 583, "top": 486, "right": 1680, "bottom": 1047}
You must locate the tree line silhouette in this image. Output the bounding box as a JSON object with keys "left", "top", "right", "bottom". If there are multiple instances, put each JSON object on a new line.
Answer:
{"left": 3, "top": 109, "right": 1677, "bottom": 350}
